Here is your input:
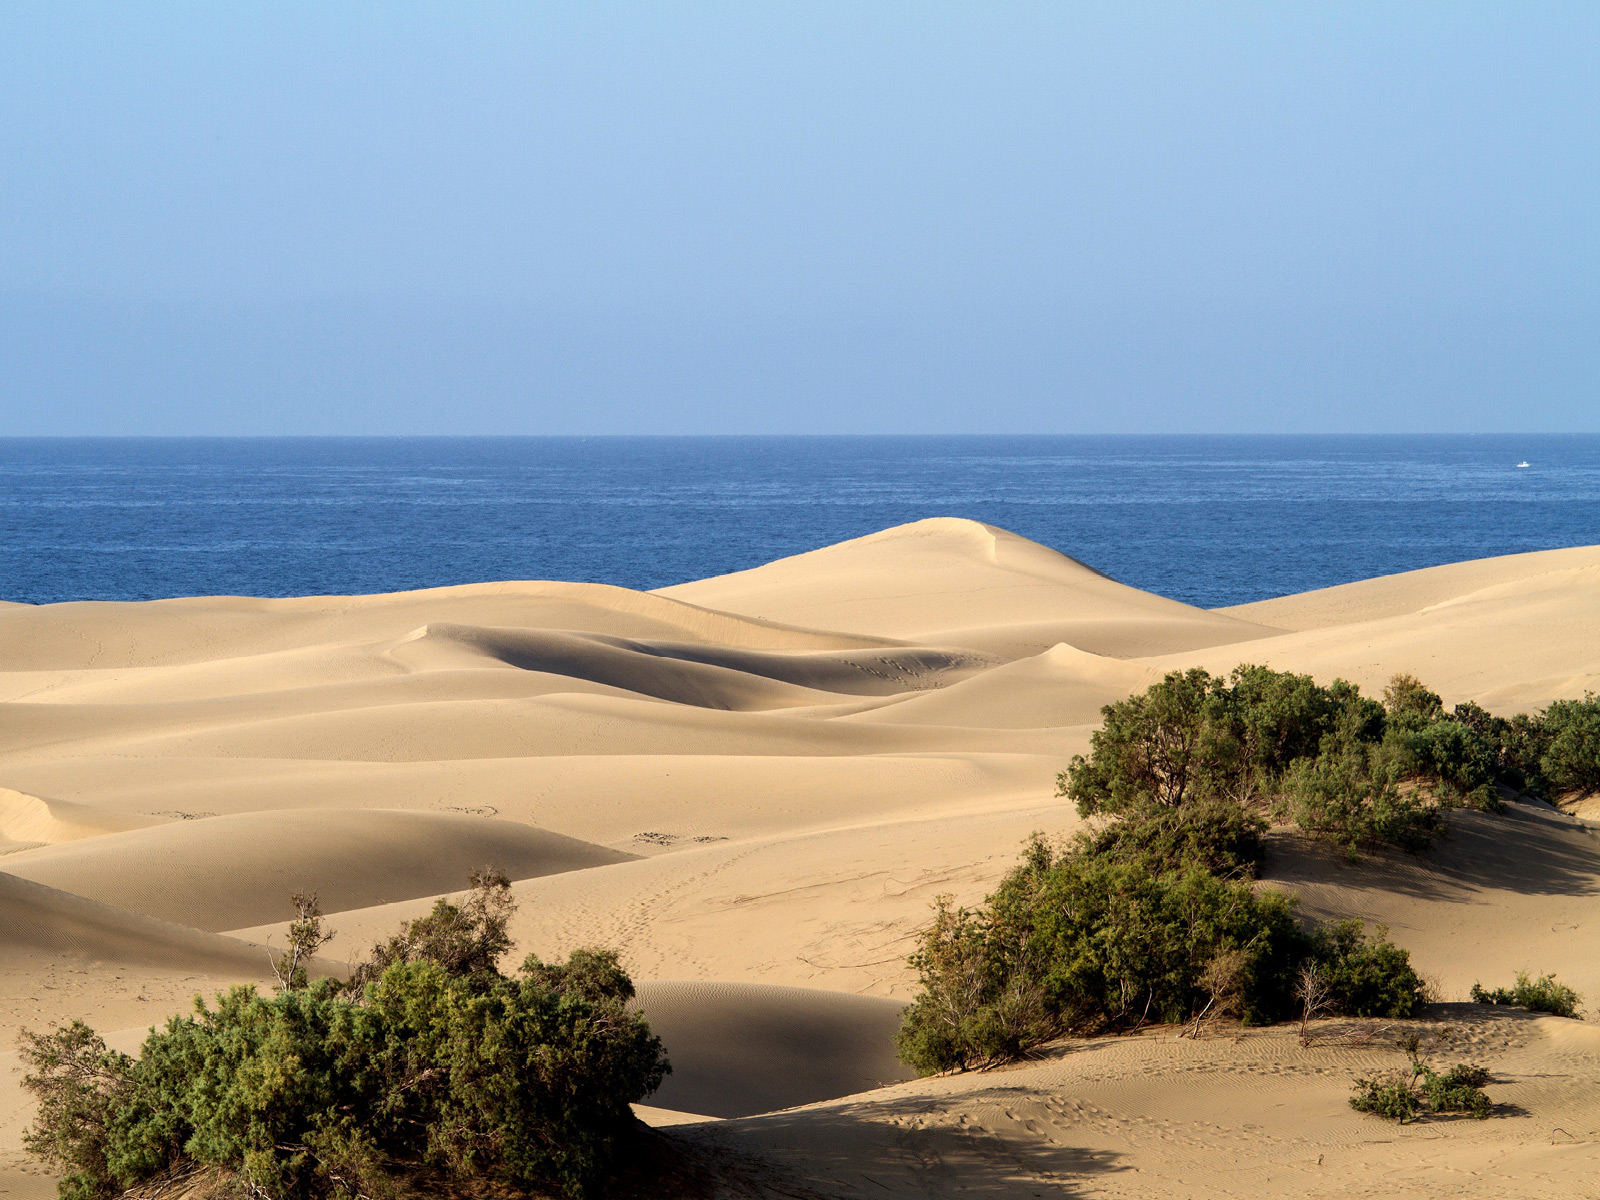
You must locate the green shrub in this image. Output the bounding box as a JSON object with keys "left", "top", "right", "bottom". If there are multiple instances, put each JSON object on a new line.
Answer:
{"left": 347, "top": 865, "right": 515, "bottom": 991}
{"left": 1539, "top": 695, "right": 1600, "bottom": 800}
{"left": 1392, "top": 718, "right": 1499, "bottom": 810}
{"left": 1028, "top": 856, "right": 1305, "bottom": 1032}
{"left": 907, "top": 666, "right": 1525, "bottom": 1075}
{"left": 1309, "top": 920, "right": 1427, "bottom": 1018}
{"left": 1281, "top": 740, "right": 1441, "bottom": 856}
{"left": 1061, "top": 666, "right": 1508, "bottom": 858}
{"left": 1075, "top": 796, "right": 1267, "bottom": 876}
{"left": 1223, "top": 664, "right": 1347, "bottom": 777}
{"left": 1451, "top": 696, "right": 1600, "bottom": 802}
{"left": 1064, "top": 668, "right": 1227, "bottom": 814}
{"left": 15, "top": 1023, "right": 133, "bottom": 1200}
{"left": 1471, "top": 971, "right": 1582, "bottom": 1018}
{"left": 893, "top": 893, "right": 1048, "bottom": 1074}
{"left": 896, "top": 834, "right": 1426, "bottom": 1074}
{"left": 1351, "top": 1037, "right": 1493, "bottom": 1122}
{"left": 20, "top": 877, "right": 669, "bottom": 1200}
{"left": 1349, "top": 1070, "right": 1423, "bottom": 1122}
{"left": 1382, "top": 674, "right": 1446, "bottom": 726}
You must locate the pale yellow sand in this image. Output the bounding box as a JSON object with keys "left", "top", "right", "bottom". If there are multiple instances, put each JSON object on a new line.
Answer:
{"left": 4, "top": 519, "right": 1600, "bottom": 1197}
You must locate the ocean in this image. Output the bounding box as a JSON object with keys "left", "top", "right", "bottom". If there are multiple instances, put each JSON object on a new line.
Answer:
{"left": 2, "top": 435, "right": 1596, "bottom": 609}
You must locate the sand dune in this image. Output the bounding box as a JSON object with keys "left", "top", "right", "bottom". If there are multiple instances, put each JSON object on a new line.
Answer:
{"left": 4, "top": 809, "right": 632, "bottom": 932}
{"left": 0, "top": 751, "right": 1062, "bottom": 851}
{"left": 0, "top": 872, "right": 270, "bottom": 975}
{"left": 1220, "top": 544, "right": 1600, "bottom": 631}
{"left": 1178, "top": 547, "right": 1600, "bottom": 709}
{"left": 0, "top": 788, "right": 158, "bottom": 853}
{"left": 82, "top": 692, "right": 1062, "bottom": 763}
{"left": 844, "top": 641, "right": 1159, "bottom": 729}
{"left": 5, "top": 521, "right": 1600, "bottom": 1198}
{"left": 661, "top": 517, "right": 1283, "bottom": 659}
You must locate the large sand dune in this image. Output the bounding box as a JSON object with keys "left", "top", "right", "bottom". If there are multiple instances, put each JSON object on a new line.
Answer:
{"left": 661, "top": 517, "right": 1284, "bottom": 658}
{"left": 5, "top": 518, "right": 1600, "bottom": 1197}
{"left": 4, "top": 809, "right": 633, "bottom": 931}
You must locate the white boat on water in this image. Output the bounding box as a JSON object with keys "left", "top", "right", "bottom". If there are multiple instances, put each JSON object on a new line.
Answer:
{"left": 1517, "top": 461, "right": 1531, "bottom": 468}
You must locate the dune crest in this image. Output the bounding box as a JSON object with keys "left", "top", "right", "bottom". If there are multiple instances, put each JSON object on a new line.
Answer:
{"left": 0, "top": 788, "right": 158, "bottom": 853}
{"left": 3, "top": 809, "right": 634, "bottom": 932}
{"left": 661, "top": 517, "right": 1282, "bottom": 658}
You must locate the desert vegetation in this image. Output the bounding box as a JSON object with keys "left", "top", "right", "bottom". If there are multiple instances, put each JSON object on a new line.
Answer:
{"left": 898, "top": 669, "right": 1600, "bottom": 1074}
{"left": 1453, "top": 693, "right": 1600, "bottom": 803}
{"left": 1349, "top": 1035, "right": 1494, "bottom": 1122}
{"left": 18, "top": 871, "right": 668, "bottom": 1200}
{"left": 1065, "top": 669, "right": 1600, "bottom": 857}
{"left": 893, "top": 819, "right": 1428, "bottom": 1072}
{"left": 1471, "top": 972, "right": 1584, "bottom": 1019}
{"left": 1061, "top": 666, "right": 1541, "bottom": 858}
{"left": 895, "top": 666, "right": 1550, "bottom": 1074}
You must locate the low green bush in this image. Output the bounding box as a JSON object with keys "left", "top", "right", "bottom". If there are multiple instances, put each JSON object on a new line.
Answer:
{"left": 1539, "top": 695, "right": 1600, "bottom": 800}
{"left": 895, "top": 835, "right": 1426, "bottom": 1074}
{"left": 1309, "top": 920, "right": 1427, "bottom": 1019}
{"left": 20, "top": 877, "right": 669, "bottom": 1200}
{"left": 1279, "top": 740, "right": 1440, "bottom": 857}
{"left": 1350, "top": 1038, "right": 1493, "bottom": 1122}
{"left": 1449, "top": 695, "right": 1600, "bottom": 802}
{"left": 1061, "top": 665, "right": 1517, "bottom": 858}
{"left": 1471, "top": 971, "right": 1583, "bottom": 1018}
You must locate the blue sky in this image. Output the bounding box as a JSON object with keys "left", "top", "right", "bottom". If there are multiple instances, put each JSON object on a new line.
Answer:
{"left": 1, "top": 2, "right": 1595, "bottom": 434}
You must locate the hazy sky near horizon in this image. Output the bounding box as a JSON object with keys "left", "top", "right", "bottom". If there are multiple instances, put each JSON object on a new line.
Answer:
{"left": 2, "top": 2, "right": 1596, "bottom": 435}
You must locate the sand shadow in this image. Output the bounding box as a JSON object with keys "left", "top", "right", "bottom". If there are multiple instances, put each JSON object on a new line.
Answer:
{"left": 1266, "top": 797, "right": 1600, "bottom": 902}
{"left": 631, "top": 1090, "right": 1126, "bottom": 1199}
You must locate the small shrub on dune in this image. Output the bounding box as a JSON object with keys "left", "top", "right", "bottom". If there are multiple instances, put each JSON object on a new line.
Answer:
{"left": 1471, "top": 971, "right": 1582, "bottom": 1019}
{"left": 1350, "top": 1037, "right": 1493, "bottom": 1122}
{"left": 1062, "top": 665, "right": 1508, "bottom": 858}
{"left": 347, "top": 864, "right": 515, "bottom": 990}
{"left": 893, "top": 894, "right": 1044, "bottom": 1074}
{"left": 1308, "top": 920, "right": 1427, "bottom": 1019}
{"left": 1279, "top": 741, "right": 1440, "bottom": 857}
{"left": 895, "top": 833, "right": 1427, "bottom": 1074}
{"left": 1449, "top": 694, "right": 1600, "bottom": 803}
{"left": 1538, "top": 694, "right": 1600, "bottom": 800}
{"left": 19, "top": 872, "right": 669, "bottom": 1200}
{"left": 1063, "top": 667, "right": 1226, "bottom": 813}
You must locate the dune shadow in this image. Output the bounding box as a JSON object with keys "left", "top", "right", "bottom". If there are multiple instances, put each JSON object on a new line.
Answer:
{"left": 1266, "top": 798, "right": 1600, "bottom": 902}
{"left": 632, "top": 1090, "right": 1126, "bottom": 1199}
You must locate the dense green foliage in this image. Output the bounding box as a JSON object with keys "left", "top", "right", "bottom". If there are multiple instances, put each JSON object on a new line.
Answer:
{"left": 894, "top": 824, "right": 1426, "bottom": 1074}
{"left": 1073, "top": 795, "right": 1267, "bottom": 876}
{"left": 1471, "top": 971, "right": 1583, "bottom": 1019}
{"left": 1062, "top": 666, "right": 1523, "bottom": 857}
{"left": 1534, "top": 696, "right": 1600, "bottom": 799}
{"left": 20, "top": 878, "right": 668, "bottom": 1200}
{"left": 1445, "top": 694, "right": 1600, "bottom": 802}
{"left": 1350, "top": 1037, "right": 1493, "bottom": 1122}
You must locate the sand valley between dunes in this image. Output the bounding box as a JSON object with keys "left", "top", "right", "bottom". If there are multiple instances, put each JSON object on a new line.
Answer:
{"left": 4, "top": 517, "right": 1600, "bottom": 1198}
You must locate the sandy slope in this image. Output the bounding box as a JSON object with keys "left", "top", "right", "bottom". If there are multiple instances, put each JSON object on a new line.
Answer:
{"left": 661, "top": 517, "right": 1283, "bottom": 659}
{"left": 1203, "top": 545, "right": 1600, "bottom": 708}
{"left": 4, "top": 518, "right": 1600, "bottom": 1197}
{"left": 4, "top": 810, "right": 633, "bottom": 931}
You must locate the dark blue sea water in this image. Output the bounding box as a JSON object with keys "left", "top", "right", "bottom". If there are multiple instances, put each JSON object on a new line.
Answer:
{"left": 2, "top": 436, "right": 1597, "bottom": 609}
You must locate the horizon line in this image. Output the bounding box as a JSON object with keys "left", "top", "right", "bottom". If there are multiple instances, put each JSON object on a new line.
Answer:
{"left": 3, "top": 431, "right": 1597, "bottom": 442}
